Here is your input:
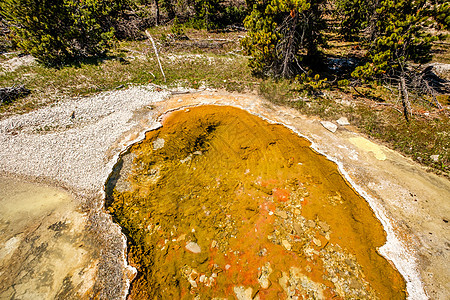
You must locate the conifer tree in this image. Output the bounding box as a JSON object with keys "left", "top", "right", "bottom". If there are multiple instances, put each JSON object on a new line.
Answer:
{"left": 1, "top": 0, "right": 126, "bottom": 66}
{"left": 348, "top": 0, "right": 437, "bottom": 120}
{"left": 242, "top": 0, "right": 326, "bottom": 78}
{"left": 433, "top": 1, "right": 450, "bottom": 29}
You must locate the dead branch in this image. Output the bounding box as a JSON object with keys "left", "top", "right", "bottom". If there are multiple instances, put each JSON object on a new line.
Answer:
{"left": 352, "top": 85, "right": 366, "bottom": 98}
{"left": 145, "top": 30, "right": 166, "bottom": 83}
{"left": 374, "top": 102, "right": 403, "bottom": 115}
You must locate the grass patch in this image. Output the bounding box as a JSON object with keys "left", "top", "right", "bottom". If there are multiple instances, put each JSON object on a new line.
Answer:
{"left": 258, "top": 79, "right": 449, "bottom": 175}
{"left": 0, "top": 31, "right": 254, "bottom": 116}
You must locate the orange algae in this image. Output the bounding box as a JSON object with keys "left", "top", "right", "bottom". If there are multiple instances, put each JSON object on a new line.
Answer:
{"left": 106, "top": 105, "right": 406, "bottom": 299}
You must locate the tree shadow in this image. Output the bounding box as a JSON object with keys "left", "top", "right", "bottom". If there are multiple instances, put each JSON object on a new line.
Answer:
{"left": 105, "top": 156, "right": 124, "bottom": 209}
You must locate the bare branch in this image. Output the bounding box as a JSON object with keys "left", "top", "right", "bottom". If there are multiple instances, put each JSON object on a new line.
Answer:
{"left": 145, "top": 30, "right": 166, "bottom": 83}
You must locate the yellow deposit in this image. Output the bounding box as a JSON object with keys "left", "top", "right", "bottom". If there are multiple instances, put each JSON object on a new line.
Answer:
{"left": 106, "top": 105, "right": 406, "bottom": 299}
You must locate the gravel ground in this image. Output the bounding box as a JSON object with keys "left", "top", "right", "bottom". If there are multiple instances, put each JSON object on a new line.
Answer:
{"left": 0, "top": 85, "right": 170, "bottom": 195}
{"left": 0, "top": 55, "right": 36, "bottom": 75}
{"left": 0, "top": 85, "right": 171, "bottom": 299}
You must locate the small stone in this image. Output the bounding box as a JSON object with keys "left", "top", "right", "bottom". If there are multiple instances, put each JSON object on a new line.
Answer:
{"left": 258, "top": 262, "right": 272, "bottom": 289}
{"left": 294, "top": 223, "right": 303, "bottom": 234}
{"left": 349, "top": 278, "right": 362, "bottom": 289}
{"left": 234, "top": 286, "right": 253, "bottom": 300}
{"left": 282, "top": 240, "right": 292, "bottom": 250}
{"left": 313, "top": 238, "right": 322, "bottom": 247}
{"left": 430, "top": 155, "right": 440, "bottom": 162}
{"left": 336, "top": 117, "right": 350, "bottom": 126}
{"left": 211, "top": 240, "right": 218, "bottom": 248}
{"left": 199, "top": 274, "right": 206, "bottom": 283}
{"left": 257, "top": 248, "right": 268, "bottom": 257}
{"left": 180, "top": 154, "right": 192, "bottom": 163}
{"left": 177, "top": 234, "right": 186, "bottom": 242}
{"left": 190, "top": 271, "right": 198, "bottom": 280}
{"left": 320, "top": 121, "right": 338, "bottom": 133}
{"left": 275, "top": 210, "right": 288, "bottom": 219}
{"left": 152, "top": 137, "right": 165, "bottom": 150}
{"left": 306, "top": 220, "right": 316, "bottom": 228}
{"left": 188, "top": 279, "right": 198, "bottom": 288}
{"left": 185, "top": 242, "right": 201, "bottom": 253}
{"left": 318, "top": 221, "right": 330, "bottom": 232}
{"left": 293, "top": 208, "right": 301, "bottom": 215}
{"left": 225, "top": 264, "right": 231, "bottom": 270}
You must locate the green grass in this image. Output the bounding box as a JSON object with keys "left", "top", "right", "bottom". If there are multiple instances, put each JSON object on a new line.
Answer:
{"left": 0, "top": 35, "right": 254, "bottom": 116}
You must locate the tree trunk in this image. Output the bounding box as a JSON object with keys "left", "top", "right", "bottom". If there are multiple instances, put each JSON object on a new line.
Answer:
{"left": 400, "top": 76, "right": 411, "bottom": 121}
{"left": 281, "top": 13, "right": 298, "bottom": 78}
{"left": 155, "top": 0, "right": 160, "bottom": 26}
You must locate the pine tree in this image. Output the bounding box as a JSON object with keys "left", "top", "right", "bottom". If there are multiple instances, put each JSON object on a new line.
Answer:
{"left": 242, "top": 0, "right": 326, "bottom": 78}
{"left": 433, "top": 1, "right": 450, "bottom": 29}
{"left": 335, "top": 0, "right": 373, "bottom": 41}
{"left": 345, "top": 0, "right": 437, "bottom": 120}
{"left": 352, "top": 0, "right": 435, "bottom": 78}
{"left": 1, "top": 0, "right": 127, "bottom": 66}
{"left": 193, "top": 0, "right": 223, "bottom": 30}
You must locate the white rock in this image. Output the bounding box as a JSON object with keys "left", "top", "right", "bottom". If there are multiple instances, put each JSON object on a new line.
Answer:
{"left": 282, "top": 240, "right": 292, "bottom": 251}
{"left": 233, "top": 286, "right": 253, "bottom": 300}
{"left": 152, "top": 137, "right": 165, "bottom": 150}
{"left": 336, "top": 117, "right": 350, "bottom": 126}
{"left": 320, "top": 121, "right": 338, "bottom": 133}
{"left": 313, "top": 237, "right": 322, "bottom": 247}
{"left": 258, "top": 262, "right": 272, "bottom": 289}
{"left": 185, "top": 241, "right": 201, "bottom": 253}
{"left": 430, "top": 155, "right": 440, "bottom": 162}
{"left": 188, "top": 279, "right": 198, "bottom": 288}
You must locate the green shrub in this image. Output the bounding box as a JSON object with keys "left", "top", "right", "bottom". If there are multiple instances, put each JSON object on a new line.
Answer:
{"left": 1, "top": 0, "right": 127, "bottom": 66}
{"left": 435, "top": 2, "right": 450, "bottom": 29}
{"left": 350, "top": 0, "right": 436, "bottom": 79}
